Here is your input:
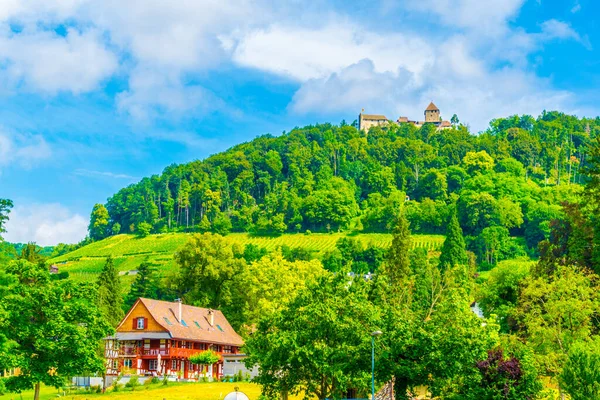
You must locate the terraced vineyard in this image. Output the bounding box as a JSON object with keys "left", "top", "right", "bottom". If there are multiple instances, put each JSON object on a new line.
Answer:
{"left": 50, "top": 233, "right": 445, "bottom": 284}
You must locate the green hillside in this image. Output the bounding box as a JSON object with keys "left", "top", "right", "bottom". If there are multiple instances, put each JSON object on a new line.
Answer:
{"left": 49, "top": 232, "right": 444, "bottom": 283}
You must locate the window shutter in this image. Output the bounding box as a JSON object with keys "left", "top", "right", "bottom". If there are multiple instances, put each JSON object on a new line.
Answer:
{"left": 144, "top": 318, "right": 148, "bottom": 329}
{"left": 133, "top": 318, "right": 137, "bottom": 330}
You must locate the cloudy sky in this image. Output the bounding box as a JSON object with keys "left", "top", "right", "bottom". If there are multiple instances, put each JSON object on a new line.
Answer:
{"left": 0, "top": 0, "right": 596, "bottom": 245}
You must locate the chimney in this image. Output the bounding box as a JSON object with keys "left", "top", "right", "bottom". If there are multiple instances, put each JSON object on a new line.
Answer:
{"left": 175, "top": 298, "right": 182, "bottom": 322}
{"left": 208, "top": 309, "right": 214, "bottom": 326}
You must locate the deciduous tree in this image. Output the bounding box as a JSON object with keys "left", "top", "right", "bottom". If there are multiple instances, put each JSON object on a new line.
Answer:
{"left": 0, "top": 260, "right": 112, "bottom": 400}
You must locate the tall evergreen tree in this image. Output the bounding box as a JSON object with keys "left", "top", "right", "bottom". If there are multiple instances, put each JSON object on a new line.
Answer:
{"left": 124, "top": 260, "right": 159, "bottom": 309}
{"left": 96, "top": 256, "right": 123, "bottom": 327}
{"left": 382, "top": 208, "right": 412, "bottom": 288}
{"left": 439, "top": 210, "right": 468, "bottom": 271}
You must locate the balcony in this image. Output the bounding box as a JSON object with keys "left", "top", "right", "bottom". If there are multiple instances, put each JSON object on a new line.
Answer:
{"left": 117, "top": 347, "right": 217, "bottom": 358}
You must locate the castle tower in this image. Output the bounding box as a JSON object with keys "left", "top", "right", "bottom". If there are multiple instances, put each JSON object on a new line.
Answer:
{"left": 424, "top": 102, "right": 440, "bottom": 123}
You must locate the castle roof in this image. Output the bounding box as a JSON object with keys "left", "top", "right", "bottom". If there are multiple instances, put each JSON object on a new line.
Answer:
{"left": 361, "top": 114, "right": 387, "bottom": 120}
{"left": 425, "top": 102, "right": 439, "bottom": 111}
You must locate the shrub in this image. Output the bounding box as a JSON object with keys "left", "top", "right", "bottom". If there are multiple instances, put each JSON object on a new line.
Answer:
{"left": 125, "top": 375, "right": 141, "bottom": 391}
{"left": 559, "top": 339, "right": 600, "bottom": 400}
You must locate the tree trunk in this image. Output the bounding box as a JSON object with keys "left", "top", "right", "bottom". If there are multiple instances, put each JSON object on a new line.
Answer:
{"left": 34, "top": 382, "right": 41, "bottom": 400}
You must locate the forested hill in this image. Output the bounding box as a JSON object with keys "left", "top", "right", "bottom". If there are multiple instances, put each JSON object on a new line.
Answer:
{"left": 91, "top": 111, "right": 599, "bottom": 266}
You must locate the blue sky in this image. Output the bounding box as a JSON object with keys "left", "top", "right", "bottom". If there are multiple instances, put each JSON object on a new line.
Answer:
{"left": 0, "top": 0, "right": 597, "bottom": 245}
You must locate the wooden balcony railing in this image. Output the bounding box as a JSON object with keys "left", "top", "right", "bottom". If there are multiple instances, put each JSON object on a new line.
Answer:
{"left": 116, "top": 347, "right": 232, "bottom": 358}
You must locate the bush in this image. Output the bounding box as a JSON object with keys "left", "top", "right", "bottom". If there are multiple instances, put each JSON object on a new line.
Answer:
{"left": 136, "top": 222, "right": 152, "bottom": 238}
{"left": 559, "top": 339, "right": 600, "bottom": 400}
{"left": 0, "top": 378, "right": 6, "bottom": 395}
{"left": 125, "top": 375, "right": 141, "bottom": 391}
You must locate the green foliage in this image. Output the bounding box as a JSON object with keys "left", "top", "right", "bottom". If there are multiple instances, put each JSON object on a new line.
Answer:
{"left": 124, "top": 260, "right": 161, "bottom": 308}
{"left": 463, "top": 150, "right": 495, "bottom": 174}
{"left": 125, "top": 375, "right": 140, "bottom": 391}
{"left": 234, "top": 252, "right": 324, "bottom": 332}
{"left": 0, "top": 260, "right": 112, "bottom": 400}
{"left": 439, "top": 210, "right": 468, "bottom": 271}
{"left": 461, "top": 344, "right": 543, "bottom": 400}
{"left": 18, "top": 242, "right": 46, "bottom": 263}
{"left": 136, "top": 221, "right": 152, "bottom": 237}
{"left": 97, "top": 256, "right": 124, "bottom": 327}
{"left": 0, "top": 199, "right": 13, "bottom": 239}
{"left": 245, "top": 273, "right": 381, "bottom": 400}
{"left": 89, "top": 203, "right": 110, "bottom": 241}
{"left": 382, "top": 208, "right": 412, "bottom": 289}
{"left": 515, "top": 265, "right": 600, "bottom": 378}
{"left": 559, "top": 338, "right": 600, "bottom": 400}
{"left": 172, "top": 233, "right": 246, "bottom": 326}
{"left": 477, "top": 260, "right": 533, "bottom": 333}
{"left": 189, "top": 350, "right": 220, "bottom": 366}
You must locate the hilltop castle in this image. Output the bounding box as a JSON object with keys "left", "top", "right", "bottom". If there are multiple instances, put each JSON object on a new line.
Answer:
{"left": 359, "top": 102, "right": 451, "bottom": 132}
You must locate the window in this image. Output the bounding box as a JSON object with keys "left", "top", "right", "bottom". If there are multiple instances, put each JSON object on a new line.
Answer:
{"left": 136, "top": 317, "right": 145, "bottom": 330}
{"left": 123, "top": 359, "right": 132, "bottom": 368}
{"left": 171, "top": 360, "right": 177, "bottom": 370}
{"left": 148, "top": 360, "right": 158, "bottom": 370}
{"left": 112, "top": 360, "right": 118, "bottom": 369}
{"left": 223, "top": 346, "right": 232, "bottom": 354}
{"left": 216, "top": 324, "right": 224, "bottom": 332}
{"left": 181, "top": 319, "right": 188, "bottom": 327}
{"left": 164, "top": 317, "right": 172, "bottom": 325}
{"left": 194, "top": 320, "right": 202, "bottom": 329}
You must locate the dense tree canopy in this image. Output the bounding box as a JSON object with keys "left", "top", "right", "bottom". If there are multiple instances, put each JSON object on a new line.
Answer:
{"left": 92, "top": 112, "right": 596, "bottom": 266}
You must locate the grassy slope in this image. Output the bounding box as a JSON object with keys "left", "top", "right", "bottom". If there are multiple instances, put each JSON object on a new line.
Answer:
{"left": 49, "top": 233, "right": 445, "bottom": 284}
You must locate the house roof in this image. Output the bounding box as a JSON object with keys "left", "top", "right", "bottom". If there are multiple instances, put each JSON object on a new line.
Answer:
{"left": 425, "top": 102, "right": 439, "bottom": 111}
{"left": 120, "top": 298, "right": 244, "bottom": 346}
{"left": 361, "top": 114, "right": 387, "bottom": 120}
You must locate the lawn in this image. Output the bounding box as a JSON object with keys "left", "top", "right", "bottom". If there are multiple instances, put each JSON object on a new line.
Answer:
{"left": 49, "top": 232, "right": 445, "bottom": 284}
{"left": 12, "top": 382, "right": 293, "bottom": 400}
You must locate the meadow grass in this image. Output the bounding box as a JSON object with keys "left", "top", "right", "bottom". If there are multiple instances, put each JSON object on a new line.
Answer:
{"left": 11, "top": 382, "right": 290, "bottom": 400}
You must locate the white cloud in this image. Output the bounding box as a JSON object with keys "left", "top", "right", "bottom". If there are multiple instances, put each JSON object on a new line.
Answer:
{"left": 0, "top": 27, "right": 118, "bottom": 94}
{"left": 0, "top": 131, "right": 52, "bottom": 170}
{"left": 225, "top": 24, "right": 435, "bottom": 81}
{"left": 289, "top": 32, "right": 577, "bottom": 132}
{"left": 115, "top": 67, "right": 224, "bottom": 120}
{"left": 3, "top": 203, "right": 87, "bottom": 246}
{"left": 405, "top": 0, "right": 525, "bottom": 35}
{"left": 571, "top": 2, "right": 581, "bottom": 13}
{"left": 84, "top": 0, "right": 271, "bottom": 119}
{"left": 73, "top": 169, "right": 138, "bottom": 180}
{"left": 538, "top": 19, "right": 590, "bottom": 49}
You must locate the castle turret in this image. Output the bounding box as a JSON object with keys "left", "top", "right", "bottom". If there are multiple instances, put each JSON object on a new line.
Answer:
{"left": 424, "top": 102, "right": 440, "bottom": 123}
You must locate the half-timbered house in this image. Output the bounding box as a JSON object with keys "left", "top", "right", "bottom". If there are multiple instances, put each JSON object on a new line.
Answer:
{"left": 104, "top": 298, "right": 244, "bottom": 380}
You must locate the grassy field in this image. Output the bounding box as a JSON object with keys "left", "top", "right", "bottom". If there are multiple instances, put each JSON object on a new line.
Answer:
{"left": 49, "top": 232, "right": 445, "bottom": 284}
{"left": 11, "top": 382, "right": 290, "bottom": 400}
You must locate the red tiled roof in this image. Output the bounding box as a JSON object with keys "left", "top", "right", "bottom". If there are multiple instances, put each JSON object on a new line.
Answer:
{"left": 136, "top": 298, "right": 244, "bottom": 346}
